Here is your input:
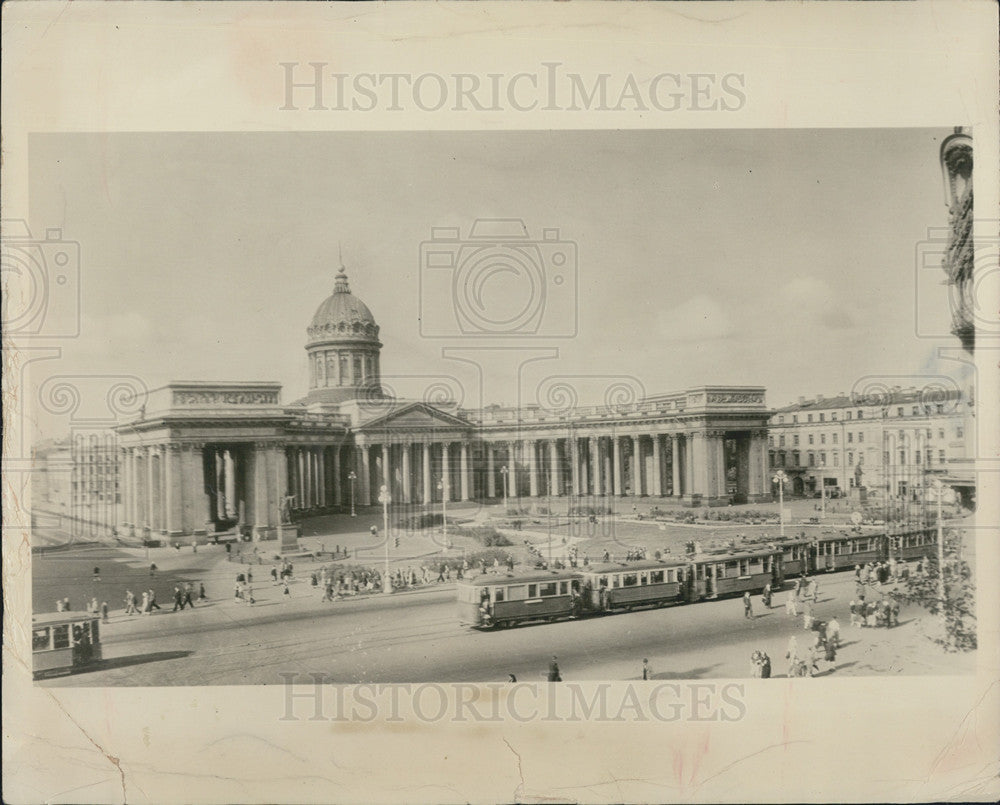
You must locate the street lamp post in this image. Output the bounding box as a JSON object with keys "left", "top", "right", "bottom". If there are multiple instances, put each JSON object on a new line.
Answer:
{"left": 932, "top": 478, "right": 947, "bottom": 626}
{"left": 379, "top": 484, "right": 390, "bottom": 594}
{"left": 348, "top": 471, "right": 357, "bottom": 517}
{"left": 500, "top": 465, "right": 509, "bottom": 512}
{"left": 819, "top": 461, "right": 826, "bottom": 520}
{"left": 772, "top": 470, "right": 788, "bottom": 537}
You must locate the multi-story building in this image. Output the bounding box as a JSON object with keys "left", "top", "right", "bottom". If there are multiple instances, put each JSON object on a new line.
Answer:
{"left": 768, "top": 387, "right": 975, "bottom": 507}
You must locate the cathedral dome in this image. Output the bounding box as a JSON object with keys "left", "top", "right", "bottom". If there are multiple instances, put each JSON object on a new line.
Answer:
{"left": 307, "top": 267, "right": 381, "bottom": 346}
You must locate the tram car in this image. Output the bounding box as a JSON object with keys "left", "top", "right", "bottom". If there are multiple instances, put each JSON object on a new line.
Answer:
{"left": 579, "top": 558, "right": 689, "bottom": 613}
{"left": 686, "top": 545, "right": 784, "bottom": 601}
{"left": 811, "top": 530, "right": 887, "bottom": 572}
{"left": 771, "top": 536, "right": 812, "bottom": 578}
{"left": 457, "top": 570, "right": 583, "bottom": 629}
{"left": 893, "top": 527, "right": 938, "bottom": 562}
{"left": 32, "top": 612, "right": 103, "bottom": 679}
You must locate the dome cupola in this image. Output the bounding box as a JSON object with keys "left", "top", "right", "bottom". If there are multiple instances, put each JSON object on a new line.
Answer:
{"left": 305, "top": 256, "right": 383, "bottom": 404}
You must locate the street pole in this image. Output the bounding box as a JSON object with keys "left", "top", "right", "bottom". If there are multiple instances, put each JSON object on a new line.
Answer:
{"left": 773, "top": 470, "right": 787, "bottom": 537}
{"left": 501, "top": 465, "right": 509, "bottom": 512}
{"left": 380, "top": 485, "right": 390, "bottom": 594}
{"left": 820, "top": 462, "right": 826, "bottom": 520}
{"left": 934, "top": 479, "right": 946, "bottom": 626}
{"left": 348, "top": 471, "right": 357, "bottom": 517}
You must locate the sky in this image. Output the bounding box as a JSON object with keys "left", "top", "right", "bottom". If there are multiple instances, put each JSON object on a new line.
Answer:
{"left": 23, "top": 128, "right": 968, "bottom": 441}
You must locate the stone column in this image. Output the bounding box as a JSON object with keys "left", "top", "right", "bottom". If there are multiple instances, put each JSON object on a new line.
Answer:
{"left": 486, "top": 444, "right": 496, "bottom": 498}
{"left": 528, "top": 440, "right": 540, "bottom": 497}
{"left": 422, "top": 441, "right": 432, "bottom": 504}
{"left": 714, "top": 434, "right": 727, "bottom": 501}
{"left": 318, "top": 448, "right": 327, "bottom": 507}
{"left": 360, "top": 445, "right": 372, "bottom": 506}
{"left": 164, "top": 444, "right": 183, "bottom": 535}
{"left": 253, "top": 443, "right": 271, "bottom": 538}
{"left": 651, "top": 435, "right": 662, "bottom": 497}
{"left": 401, "top": 442, "right": 412, "bottom": 504}
{"left": 689, "top": 432, "right": 710, "bottom": 502}
{"left": 331, "top": 446, "right": 342, "bottom": 506}
{"left": 612, "top": 436, "right": 623, "bottom": 496}
{"left": 631, "top": 435, "right": 641, "bottom": 496}
{"left": 145, "top": 446, "right": 157, "bottom": 531}
{"left": 508, "top": 443, "right": 518, "bottom": 499}
{"left": 549, "top": 439, "right": 561, "bottom": 496}
{"left": 603, "top": 438, "right": 613, "bottom": 497}
{"left": 460, "top": 441, "right": 471, "bottom": 501}
{"left": 589, "top": 436, "right": 600, "bottom": 495}
{"left": 570, "top": 437, "right": 581, "bottom": 496}
{"left": 380, "top": 443, "right": 390, "bottom": 493}
{"left": 672, "top": 435, "right": 682, "bottom": 497}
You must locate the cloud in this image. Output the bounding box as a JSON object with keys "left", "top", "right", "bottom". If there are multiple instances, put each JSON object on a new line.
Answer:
{"left": 656, "top": 294, "right": 735, "bottom": 343}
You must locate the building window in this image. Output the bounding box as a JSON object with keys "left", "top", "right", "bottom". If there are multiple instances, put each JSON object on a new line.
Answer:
{"left": 779, "top": 435, "right": 785, "bottom": 447}
{"left": 939, "top": 449, "right": 946, "bottom": 463}
{"left": 936, "top": 404, "right": 944, "bottom": 414}
{"left": 915, "top": 451, "right": 921, "bottom": 464}
{"left": 778, "top": 416, "right": 784, "bottom": 424}
{"left": 820, "top": 452, "right": 827, "bottom": 465}
{"left": 899, "top": 449, "right": 906, "bottom": 464}
{"left": 912, "top": 406, "right": 920, "bottom": 416}
{"left": 858, "top": 453, "right": 864, "bottom": 465}
{"left": 938, "top": 429, "right": 945, "bottom": 440}
{"left": 847, "top": 432, "right": 854, "bottom": 443}
{"left": 769, "top": 435, "right": 774, "bottom": 447}
{"left": 793, "top": 435, "right": 800, "bottom": 446}
{"left": 793, "top": 415, "right": 798, "bottom": 424}
{"left": 832, "top": 433, "right": 838, "bottom": 444}
{"left": 793, "top": 452, "right": 800, "bottom": 467}
{"left": 857, "top": 410, "right": 864, "bottom": 419}
{"left": 833, "top": 454, "right": 839, "bottom": 467}
{"left": 807, "top": 414, "right": 813, "bottom": 423}
{"left": 819, "top": 413, "right": 825, "bottom": 422}
{"left": 820, "top": 434, "right": 826, "bottom": 444}
{"left": 896, "top": 407, "right": 904, "bottom": 417}
{"left": 831, "top": 412, "right": 838, "bottom": 421}
{"left": 846, "top": 411, "right": 852, "bottom": 420}
{"left": 858, "top": 432, "right": 864, "bottom": 443}
{"left": 808, "top": 453, "right": 815, "bottom": 466}
{"left": 848, "top": 451, "right": 854, "bottom": 465}
{"left": 926, "top": 449, "right": 933, "bottom": 465}
{"left": 883, "top": 451, "right": 890, "bottom": 465}
{"left": 808, "top": 435, "right": 814, "bottom": 445}
{"left": 769, "top": 451, "right": 775, "bottom": 467}
{"left": 956, "top": 427, "right": 964, "bottom": 438}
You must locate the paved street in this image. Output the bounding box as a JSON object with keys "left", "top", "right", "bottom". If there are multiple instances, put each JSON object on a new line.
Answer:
{"left": 38, "top": 556, "right": 973, "bottom": 687}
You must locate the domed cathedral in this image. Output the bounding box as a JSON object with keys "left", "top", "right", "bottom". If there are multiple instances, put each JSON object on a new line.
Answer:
{"left": 304, "top": 261, "right": 385, "bottom": 405}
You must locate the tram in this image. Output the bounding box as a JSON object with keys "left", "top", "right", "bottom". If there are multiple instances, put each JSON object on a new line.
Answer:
{"left": 457, "top": 544, "right": 787, "bottom": 629}
{"left": 687, "top": 545, "right": 783, "bottom": 601}
{"left": 457, "top": 570, "right": 584, "bottom": 628}
{"left": 579, "top": 558, "right": 688, "bottom": 613}
{"left": 32, "top": 612, "right": 103, "bottom": 679}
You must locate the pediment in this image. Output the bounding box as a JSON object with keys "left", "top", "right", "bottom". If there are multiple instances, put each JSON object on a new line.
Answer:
{"left": 354, "top": 402, "right": 471, "bottom": 433}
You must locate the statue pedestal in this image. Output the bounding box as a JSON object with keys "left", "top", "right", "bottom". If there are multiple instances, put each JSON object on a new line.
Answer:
{"left": 849, "top": 486, "right": 869, "bottom": 505}
{"left": 278, "top": 524, "right": 300, "bottom": 552}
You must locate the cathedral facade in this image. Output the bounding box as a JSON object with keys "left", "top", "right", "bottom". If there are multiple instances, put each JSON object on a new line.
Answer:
{"left": 109, "top": 267, "right": 773, "bottom": 540}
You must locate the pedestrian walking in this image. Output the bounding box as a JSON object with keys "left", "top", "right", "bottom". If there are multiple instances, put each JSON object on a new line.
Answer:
{"left": 785, "top": 593, "right": 798, "bottom": 617}
{"left": 809, "top": 578, "right": 819, "bottom": 602}
{"left": 199, "top": 582, "right": 207, "bottom": 601}
{"left": 547, "top": 656, "right": 562, "bottom": 682}
{"left": 245, "top": 584, "right": 255, "bottom": 605}
{"left": 641, "top": 658, "right": 653, "bottom": 680}
{"left": 826, "top": 616, "right": 841, "bottom": 647}
{"left": 149, "top": 563, "right": 157, "bottom": 577}
{"left": 743, "top": 591, "right": 754, "bottom": 619}
{"left": 183, "top": 582, "right": 196, "bottom": 608}
{"left": 762, "top": 583, "right": 772, "bottom": 609}
{"left": 124, "top": 590, "right": 137, "bottom": 615}
{"left": 93, "top": 567, "right": 101, "bottom": 582}
{"left": 100, "top": 601, "right": 109, "bottom": 623}
{"left": 148, "top": 589, "right": 161, "bottom": 611}
{"left": 283, "top": 579, "right": 290, "bottom": 596}
{"left": 802, "top": 599, "right": 814, "bottom": 630}
{"left": 141, "top": 591, "right": 151, "bottom": 615}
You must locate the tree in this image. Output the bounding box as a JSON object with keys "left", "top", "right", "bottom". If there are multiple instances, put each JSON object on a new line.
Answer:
{"left": 896, "top": 527, "right": 976, "bottom": 651}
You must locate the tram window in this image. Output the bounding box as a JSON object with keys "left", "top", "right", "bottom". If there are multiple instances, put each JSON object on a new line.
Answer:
{"left": 611, "top": 576, "right": 620, "bottom": 588}
{"left": 598, "top": 576, "right": 609, "bottom": 589}
{"left": 539, "top": 582, "right": 557, "bottom": 597}
{"left": 639, "top": 573, "right": 648, "bottom": 586}
{"left": 832, "top": 543, "right": 840, "bottom": 555}
{"left": 739, "top": 559, "right": 750, "bottom": 577}
{"left": 528, "top": 584, "right": 538, "bottom": 598}
{"left": 667, "top": 569, "right": 676, "bottom": 583}
{"left": 559, "top": 581, "right": 568, "bottom": 595}
{"left": 32, "top": 627, "right": 51, "bottom": 651}
{"left": 494, "top": 588, "right": 505, "bottom": 603}
{"left": 53, "top": 625, "right": 70, "bottom": 650}
{"left": 623, "top": 574, "right": 638, "bottom": 587}
{"left": 725, "top": 561, "right": 739, "bottom": 578}
{"left": 651, "top": 570, "right": 665, "bottom": 584}
{"left": 695, "top": 564, "right": 705, "bottom": 580}
{"left": 508, "top": 585, "right": 527, "bottom": 601}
